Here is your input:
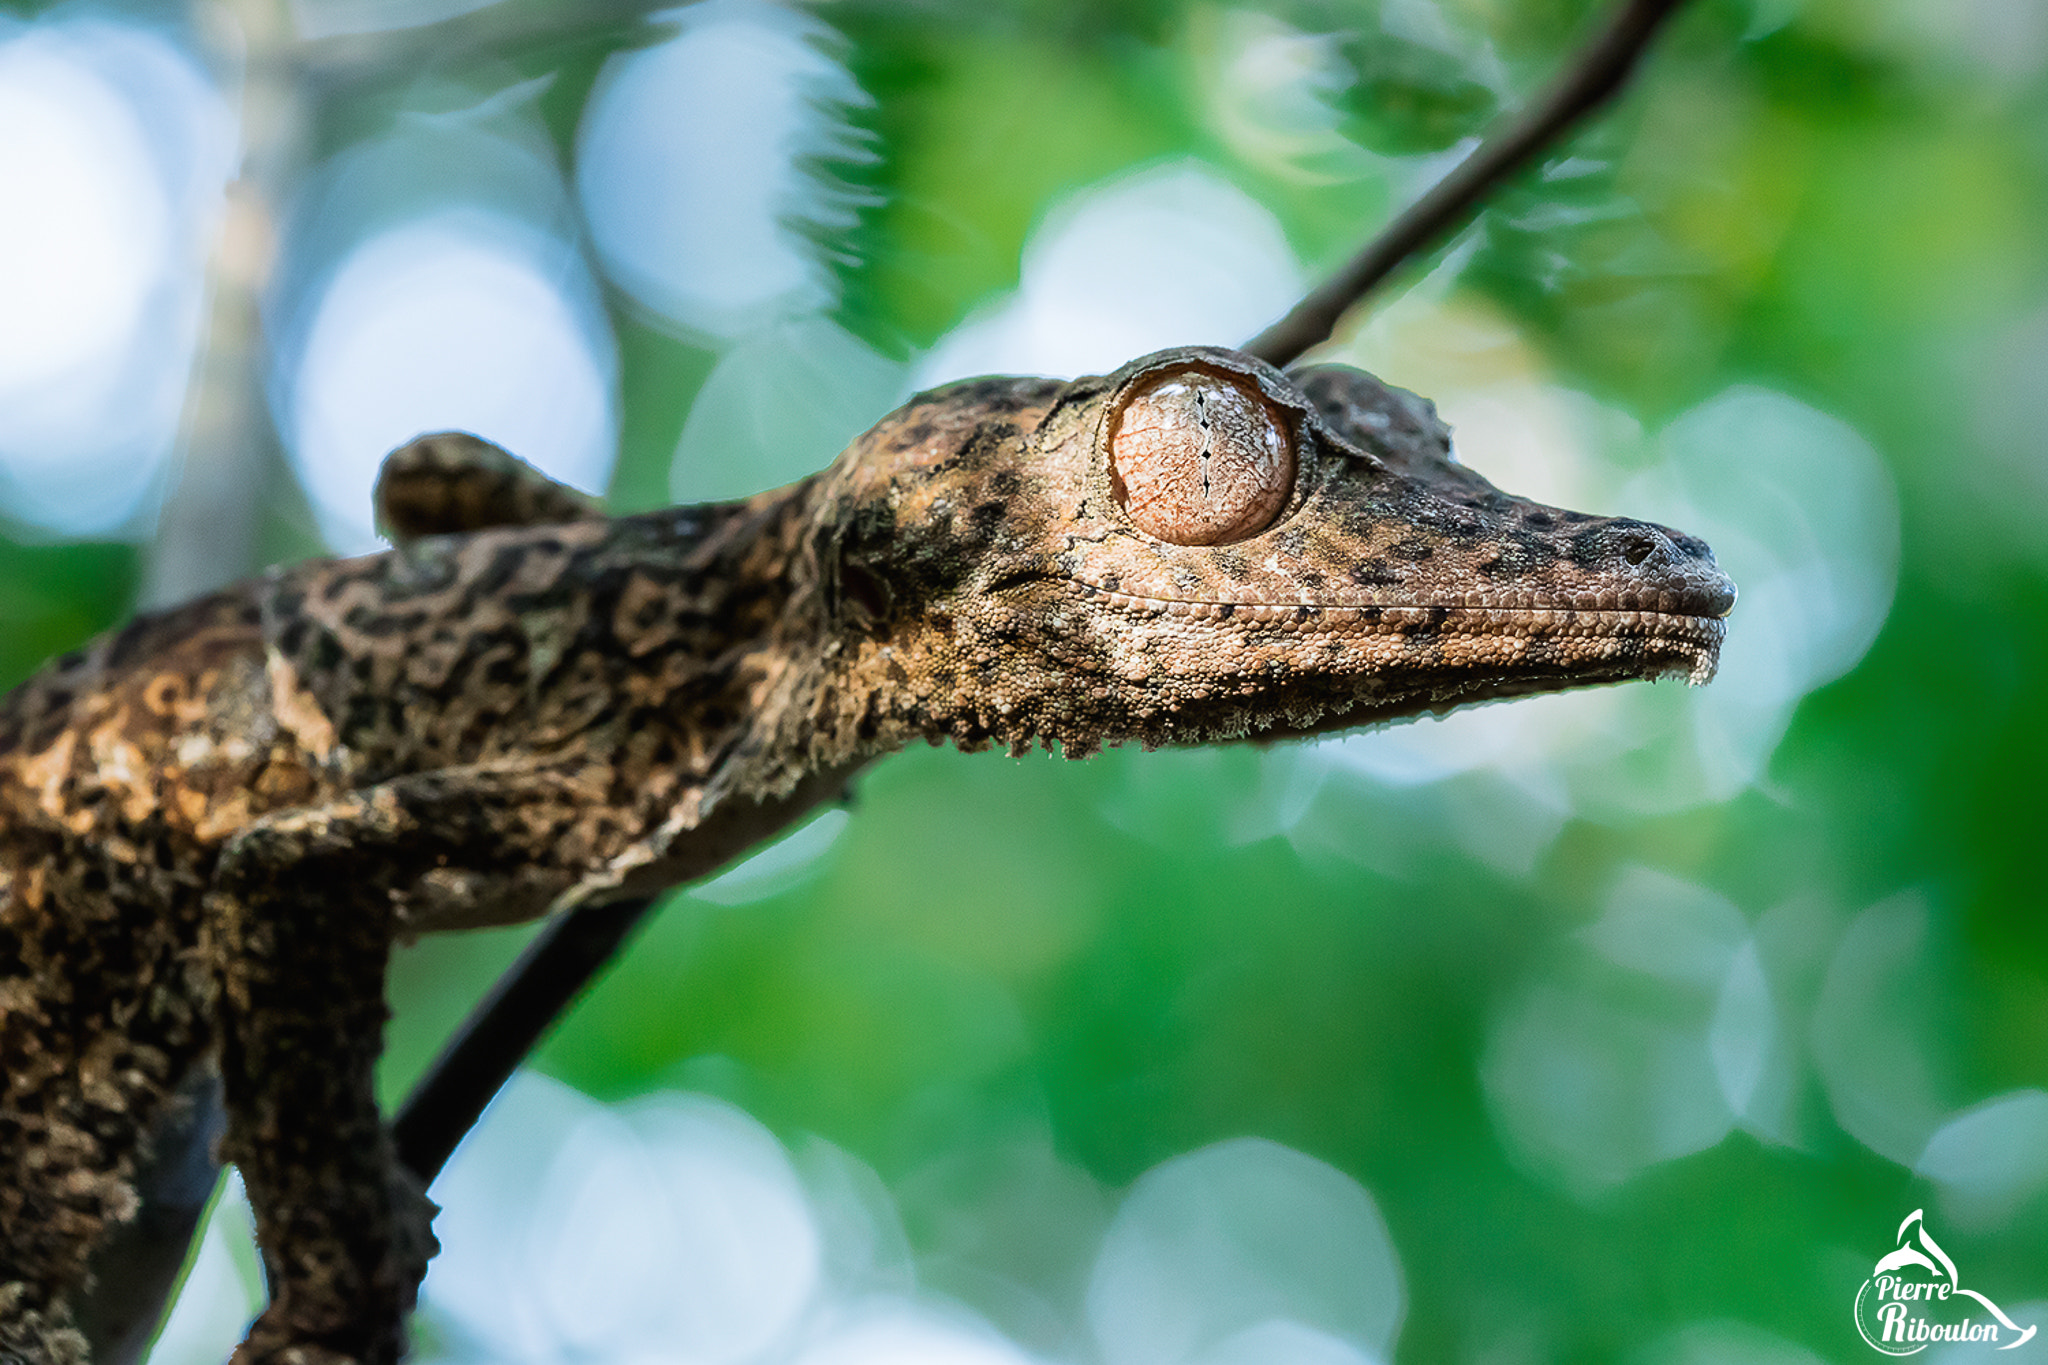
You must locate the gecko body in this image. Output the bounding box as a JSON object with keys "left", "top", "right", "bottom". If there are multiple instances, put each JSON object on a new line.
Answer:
{"left": 0, "top": 347, "right": 1732, "bottom": 1363}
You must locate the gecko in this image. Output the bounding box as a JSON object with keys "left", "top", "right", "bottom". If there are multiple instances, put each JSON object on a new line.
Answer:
{"left": 0, "top": 345, "right": 1733, "bottom": 1364}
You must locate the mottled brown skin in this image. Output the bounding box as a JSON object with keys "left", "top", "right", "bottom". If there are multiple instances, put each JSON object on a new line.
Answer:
{"left": 0, "top": 347, "right": 1732, "bottom": 1363}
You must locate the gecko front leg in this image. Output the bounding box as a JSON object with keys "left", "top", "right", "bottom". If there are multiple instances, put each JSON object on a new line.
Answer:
{"left": 28, "top": 432, "right": 617, "bottom": 1363}
{"left": 209, "top": 764, "right": 611, "bottom": 1364}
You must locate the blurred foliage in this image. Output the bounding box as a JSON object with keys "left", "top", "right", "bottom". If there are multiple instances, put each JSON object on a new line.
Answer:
{"left": 4, "top": 0, "right": 2047, "bottom": 1358}
{"left": 0, "top": 538, "right": 137, "bottom": 689}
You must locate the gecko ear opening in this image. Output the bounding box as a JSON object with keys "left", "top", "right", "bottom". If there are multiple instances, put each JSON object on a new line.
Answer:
{"left": 1107, "top": 367, "right": 1295, "bottom": 546}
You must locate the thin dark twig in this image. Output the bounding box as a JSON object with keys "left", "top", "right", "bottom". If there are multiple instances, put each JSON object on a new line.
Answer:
{"left": 1243, "top": 0, "right": 1694, "bottom": 368}
{"left": 393, "top": 895, "right": 658, "bottom": 1181}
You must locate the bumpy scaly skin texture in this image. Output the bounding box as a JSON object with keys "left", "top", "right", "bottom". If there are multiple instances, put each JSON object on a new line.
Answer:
{"left": 0, "top": 348, "right": 1731, "bottom": 1363}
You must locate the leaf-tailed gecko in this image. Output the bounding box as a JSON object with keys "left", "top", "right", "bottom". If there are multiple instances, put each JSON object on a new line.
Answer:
{"left": 0, "top": 347, "right": 1733, "bottom": 1363}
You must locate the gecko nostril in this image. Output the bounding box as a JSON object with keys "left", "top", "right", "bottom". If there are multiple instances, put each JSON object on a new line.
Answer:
{"left": 1617, "top": 529, "right": 1660, "bottom": 566}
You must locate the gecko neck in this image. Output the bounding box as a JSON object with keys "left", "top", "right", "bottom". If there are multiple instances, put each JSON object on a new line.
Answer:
{"left": 717, "top": 523, "right": 976, "bottom": 808}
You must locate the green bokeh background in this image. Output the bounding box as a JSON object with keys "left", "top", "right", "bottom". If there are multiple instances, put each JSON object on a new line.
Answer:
{"left": 4, "top": 0, "right": 2045, "bottom": 1359}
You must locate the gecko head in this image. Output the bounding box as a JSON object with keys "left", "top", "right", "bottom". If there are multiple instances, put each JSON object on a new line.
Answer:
{"left": 808, "top": 346, "right": 1734, "bottom": 758}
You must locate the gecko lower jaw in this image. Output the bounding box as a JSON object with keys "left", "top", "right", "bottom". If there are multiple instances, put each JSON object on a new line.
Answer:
{"left": 1060, "top": 575, "right": 1728, "bottom": 689}
{"left": 1064, "top": 577, "right": 1735, "bottom": 627}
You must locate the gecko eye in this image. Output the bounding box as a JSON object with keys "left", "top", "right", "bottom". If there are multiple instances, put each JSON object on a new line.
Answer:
{"left": 1108, "top": 369, "right": 1295, "bottom": 545}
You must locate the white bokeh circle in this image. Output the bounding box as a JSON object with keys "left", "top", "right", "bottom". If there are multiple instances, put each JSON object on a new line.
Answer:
{"left": 285, "top": 214, "right": 616, "bottom": 551}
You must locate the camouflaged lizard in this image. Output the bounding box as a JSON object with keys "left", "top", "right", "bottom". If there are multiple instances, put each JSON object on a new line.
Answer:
{"left": 0, "top": 346, "right": 1733, "bottom": 1364}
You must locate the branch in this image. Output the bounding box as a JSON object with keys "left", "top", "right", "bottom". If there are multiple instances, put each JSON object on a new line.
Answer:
{"left": 1243, "top": 0, "right": 1695, "bottom": 368}
{"left": 393, "top": 896, "right": 658, "bottom": 1181}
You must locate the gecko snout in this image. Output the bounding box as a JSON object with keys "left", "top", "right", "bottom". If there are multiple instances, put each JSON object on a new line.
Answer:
{"left": 1574, "top": 519, "right": 1738, "bottom": 619}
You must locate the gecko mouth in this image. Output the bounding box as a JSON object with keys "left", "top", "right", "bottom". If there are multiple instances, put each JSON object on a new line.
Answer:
{"left": 1064, "top": 574, "right": 1734, "bottom": 620}
{"left": 1062, "top": 576, "right": 1729, "bottom": 686}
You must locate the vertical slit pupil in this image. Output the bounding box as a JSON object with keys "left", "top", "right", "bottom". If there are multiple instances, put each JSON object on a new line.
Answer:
{"left": 1108, "top": 366, "right": 1296, "bottom": 545}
